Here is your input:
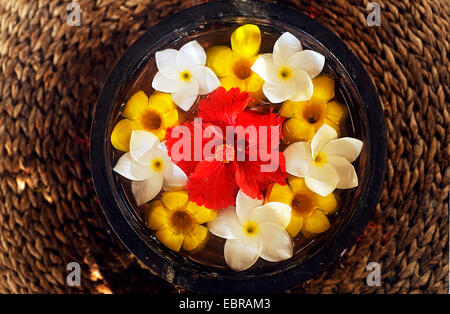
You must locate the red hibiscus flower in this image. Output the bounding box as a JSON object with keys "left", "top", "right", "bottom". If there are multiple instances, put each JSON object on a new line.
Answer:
{"left": 166, "top": 87, "right": 287, "bottom": 209}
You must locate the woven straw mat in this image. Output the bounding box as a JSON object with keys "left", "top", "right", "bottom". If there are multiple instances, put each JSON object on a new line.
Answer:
{"left": 0, "top": 0, "right": 448, "bottom": 293}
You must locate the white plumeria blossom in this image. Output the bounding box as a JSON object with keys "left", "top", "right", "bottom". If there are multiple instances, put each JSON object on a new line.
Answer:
{"left": 251, "top": 32, "right": 325, "bottom": 103}
{"left": 113, "top": 130, "right": 188, "bottom": 206}
{"left": 152, "top": 40, "right": 220, "bottom": 111}
{"left": 284, "top": 124, "right": 363, "bottom": 197}
{"left": 207, "top": 190, "right": 293, "bottom": 271}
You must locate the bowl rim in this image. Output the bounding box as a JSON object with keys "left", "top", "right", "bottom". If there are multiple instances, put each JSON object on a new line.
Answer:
{"left": 90, "top": 0, "right": 387, "bottom": 293}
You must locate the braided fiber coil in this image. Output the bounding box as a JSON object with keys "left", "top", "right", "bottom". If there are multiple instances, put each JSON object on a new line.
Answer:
{"left": 0, "top": 0, "right": 448, "bottom": 293}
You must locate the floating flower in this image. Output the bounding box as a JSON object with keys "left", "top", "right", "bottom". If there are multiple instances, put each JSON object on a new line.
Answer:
{"left": 111, "top": 91, "right": 179, "bottom": 151}
{"left": 251, "top": 32, "right": 325, "bottom": 103}
{"left": 279, "top": 75, "right": 347, "bottom": 144}
{"left": 145, "top": 191, "right": 217, "bottom": 252}
{"left": 152, "top": 40, "right": 220, "bottom": 111}
{"left": 206, "top": 24, "right": 264, "bottom": 100}
{"left": 165, "top": 87, "right": 288, "bottom": 209}
{"left": 267, "top": 176, "right": 337, "bottom": 238}
{"left": 207, "top": 189, "right": 292, "bottom": 271}
{"left": 283, "top": 124, "right": 363, "bottom": 196}
{"left": 113, "top": 130, "right": 188, "bottom": 205}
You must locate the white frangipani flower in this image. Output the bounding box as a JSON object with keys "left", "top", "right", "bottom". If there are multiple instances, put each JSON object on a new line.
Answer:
{"left": 152, "top": 40, "right": 220, "bottom": 111}
{"left": 251, "top": 32, "right": 325, "bottom": 103}
{"left": 207, "top": 190, "right": 293, "bottom": 271}
{"left": 283, "top": 124, "right": 363, "bottom": 197}
{"left": 113, "top": 130, "right": 188, "bottom": 206}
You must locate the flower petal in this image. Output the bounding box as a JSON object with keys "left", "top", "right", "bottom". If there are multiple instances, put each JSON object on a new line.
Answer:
{"left": 304, "top": 209, "right": 330, "bottom": 234}
{"left": 273, "top": 32, "right": 302, "bottom": 68}
{"left": 290, "top": 69, "right": 313, "bottom": 101}
{"left": 262, "top": 81, "right": 296, "bottom": 103}
{"left": 183, "top": 224, "right": 209, "bottom": 252}
{"left": 162, "top": 163, "right": 188, "bottom": 191}
{"left": 282, "top": 117, "right": 316, "bottom": 144}
{"left": 250, "top": 202, "right": 292, "bottom": 229}
{"left": 186, "top": 201, "right": 217, "bottom": 224}
{"left": 287, "top": 50, "right": 325, "bottom": 79}
{"left": 283, "top": 141, "right": 313, "bottom": 178}
{"left": 197, "top": 67, "right": 221, "bottom": 95}
{"left": 231, "top": 24, "right": 261, "bottom": 57}
{"left": 113, "top": 152, "right": 142, "bottom": 180}
{"left": 311, "top": 123, "right": 338, "bottom": 157}
{"left": 286, "top": 214, "right": 304, "bottom": 238}
{"left": 322, "top": 138, "right": 363, "bottom": 162}
{"left": 259, "top": 222, "right": 293, "bottom": 262}
{"left": 155, "top": 48, "right": 179, "bottom": 80}
{"left": 251, "top": 53, "right": 280, "bottom": 85}
{"left": 171, "top": 80, "right": 199, "bottom": 111}
{"left": 129, "top": 130, "right": 160, "bottom": 164}
{"left": 327, "top": 155, "right": 359, "bottom": 189}
{"left": 144, "top": 200, "right": 168, "bottom": 230}
{"left": 152, "top": 71, "right": 183, "bottom": 93}
{"left": 267, "top": 183, "right": 294, "bottom": 205}
{"left": 311, "top": 75, "right": 335, "bottom": 103}
{"left": 207, "top": 206, "right": 242, "bottom": 239}
{"left": 315, "top": 193, "right": 338, "bottom": 214}
{"left": 305, "top": 175, "right": 339, "bottom": 196}
{"left": 206, "top": 45, "right": 233, "bottom": 77}
{"left": 156, "top": 228, "right": 184, "bottom": 252}
{"left": 111, "top": 119, "right": 138, "bottom": 152}
{"left": 224, "top": 237, "right": 262, "bottom": 271}
{"left": 122, "top": 91, "right": 149, "bottom": 119}
{"left": 131, "top": 172, "right": 164, "bottom": 206}
{"left": 161, "top": 190, "right": 189, "bottom": 211}
{"left": 236, "top": 189, "right": 263, "bottom": 224}
{"left": 178, "top": 40, "right": 207, "bottom": 66}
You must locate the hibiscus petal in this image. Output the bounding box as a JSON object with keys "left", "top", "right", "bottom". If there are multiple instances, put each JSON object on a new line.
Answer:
{"left": 178, "top": 40, "right": 207, "bottom": 66}
{"left": 250, "top": 202, "right": 291, "bottom": 229}
{"left": 129, "top": 130, "right": 160, "bottom": 165}
{"left": 186, "top": 160, "right": 238, "bottom": 209}
{"left": 152, "top": 71, "right": 182, "bottom": 93}
{"left": 236, "top": 189, "right": 263, "bottom": 224}
{"left": 207, "top": 206, "right": 242, "bottom": 239}
{"left": 250, "top": 53, "right": 281, "bottom": 85}
{"left": 171, "top": 80, "right": 199, "bottom": 111}
{"left": 311, "top": 124, "right": 338, "bottom": 157}
{"left": 155, "top": 49, "right": 179, "bottom": 80}
{"left": 287, "top": 50, "right": 325, "bottom": 79}
{"left": 273, "top": 32, "right": 302, "bottom": 68}
{"left": 290, "top": 69, "right": 313, "bottom": 101}
{"left": 321, "top": 138, "right": 363, "bottom": 162}
{"left": 224, "top": 237, "right": 262, "bottom": 271}
{"left": 305, "top": 174, "right": 339, "bottom": 196}
{"left": 326, "top": 155, "right": 359, "bottom": 189}
{"left": 162, "top": 163, "right": 188, "bottom": 191}
{"left": 262, "top": 81, "right": 296, "bottom": 103}
{"left": 283, "top": 142, "right": 313, "bottom": 178}
{"left": 131, "top": 172, "right": 164, "bottom": 206}
{"left": 259, "top": 222, "right": 293, "bottom": 262}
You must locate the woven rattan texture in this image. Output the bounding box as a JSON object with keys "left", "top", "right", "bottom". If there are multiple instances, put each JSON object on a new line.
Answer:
{"left": 0, "top": 0, "right": 448, "bottom": 293}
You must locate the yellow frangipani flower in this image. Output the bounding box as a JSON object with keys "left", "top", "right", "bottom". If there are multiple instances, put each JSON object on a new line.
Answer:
{"left": 206, "top": 24, "right": 264, "bottom": 100}
{"left": 111, "top": 91, "right": 179, "bottom": 151}
{"left": 267, "top": 176, "right": 338, "bottom": 238}
{"left": 280, "top": 75, "right": 347, "bottom": 144}
{"left": 144, "top": 191, "right": 217, "bottom": 252}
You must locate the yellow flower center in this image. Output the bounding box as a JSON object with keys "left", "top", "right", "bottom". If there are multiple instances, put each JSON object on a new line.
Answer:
{"left": 291, "top": 193, "right": 315, "bottom": 217}
{"left": 243, "top": 221, "right": 259, "bottom": 237}
{"left": 278, "top": 66, "right": 293, "bottom": 81}
{"left": 313, "top": 152, "right": 327, "bottom": 166}
{"left": 214, "top": 144, "right": 235, "bottom": 163}
{"left": 169, "top": 210, "right": 195, "bottom": 234}
{"left": 302, "top": 104, "right": 324, "bottom": 125}
{"left": 151, "top": 158, "right": 164, "bottom": 172}
{"left": 141, "top": 109, "right": 163, "bottom": 130}
{"left": 232, "top": 58, "right": 252, "bottom": 80}
{"left": 180, "top": 70, "right": 192, "bottom": 82}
